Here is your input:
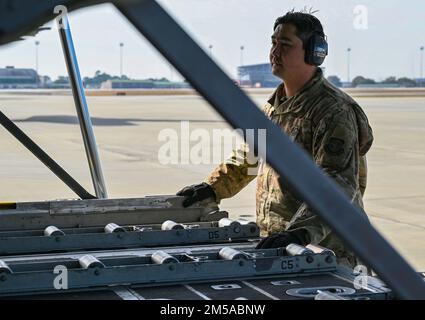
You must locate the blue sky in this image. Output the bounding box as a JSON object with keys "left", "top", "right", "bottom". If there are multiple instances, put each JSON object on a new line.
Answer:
{"left": 0, "top": 0, "right": 424, "bottom": 81}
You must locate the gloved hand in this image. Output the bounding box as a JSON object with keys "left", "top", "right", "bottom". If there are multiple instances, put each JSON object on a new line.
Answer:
{"left": 176, "top": 182, "right": 217, "bottom": 207}
{"left": 256, "top": 231, "right": 303, "bottom": 249}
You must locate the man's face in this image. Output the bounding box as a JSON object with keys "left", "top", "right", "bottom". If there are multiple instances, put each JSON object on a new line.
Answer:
{"left": 270, "top": 23, "right": 307, "bottom": 79}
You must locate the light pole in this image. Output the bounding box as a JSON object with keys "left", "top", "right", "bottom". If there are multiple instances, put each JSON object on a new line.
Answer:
{"left": 119, "top": 42, "right": 124, "bottom": 77}
{"left": 35, "top": 41, "right": 40, "bottom": 86}
{"left": 169, "top": 63, "right": 174, "bottom": 82}
{"left": 240, "top": 45, "right": 244, "bottom": 67}
{"left": 208, "top": 44, "right": 213, "bottom": 57}
{"left": 347, "top": 47, "right": 352, "bottom": 84}
{"left": 35, "top": 41, "right": 40, "bottom": 75}
{"left": 420, "top": 46, "right": 424, "bottom": 84}
{"left": 239, "top": 45, "right": 245, "bottom": 85}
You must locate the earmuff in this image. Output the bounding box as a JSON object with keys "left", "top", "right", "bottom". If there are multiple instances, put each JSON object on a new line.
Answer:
{"left": 304, "top": 33, "right": 328, "bottom": 66}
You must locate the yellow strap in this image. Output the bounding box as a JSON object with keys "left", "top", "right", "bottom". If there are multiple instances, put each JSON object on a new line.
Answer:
{"left": 0, "top": 202, "right": 17, "bottom": 210}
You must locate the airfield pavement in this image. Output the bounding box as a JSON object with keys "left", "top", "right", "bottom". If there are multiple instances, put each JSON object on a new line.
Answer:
{"left": 1, "top": 91, "right": 424, "bottom": 271}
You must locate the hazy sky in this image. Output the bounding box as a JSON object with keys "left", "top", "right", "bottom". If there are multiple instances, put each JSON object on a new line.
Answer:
{"left": 1, "top": 0, "right": 424, "bottom": 81}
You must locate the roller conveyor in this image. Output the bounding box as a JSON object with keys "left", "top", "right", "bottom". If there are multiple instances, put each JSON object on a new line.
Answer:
{"left": 0, "top": 218, "right": 259, "bottom": 255}
{"left": 0, "top": 245, "right": 334, "bottom": 296}
{"left": 0, "top": 243, "right": 393, "bottom": 300}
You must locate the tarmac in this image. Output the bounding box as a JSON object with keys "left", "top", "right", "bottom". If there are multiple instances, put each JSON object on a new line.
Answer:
{"left": 0, "top": 91, "right": 424, "bottom": 271}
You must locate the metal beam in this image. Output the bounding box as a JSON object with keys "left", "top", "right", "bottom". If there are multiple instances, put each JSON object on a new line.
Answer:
{"left": 0, "top": 196, "right": 225, "bottom": 231}
{"left": 0, "top": 111, "right": 95, "bottom": 200}
{"left": 57, "top": 14, "right": 108, "bottom": 198}
{"left": 115, "top": 0, "right": 425, "bottom": 299}
{"left": 0, "top": 0, "right": 108, "bottom": 46}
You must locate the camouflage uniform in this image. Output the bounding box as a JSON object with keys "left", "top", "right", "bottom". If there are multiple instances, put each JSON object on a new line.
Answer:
{"left": 205, "top": 68, "right": 374, "bottom": 268}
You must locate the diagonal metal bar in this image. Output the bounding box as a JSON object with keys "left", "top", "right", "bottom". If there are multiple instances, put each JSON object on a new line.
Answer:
{"left": 0, "top": 111, "right": 96, "bottom": 200}
{"left": 115, "top": 0, "right": 425, "bottom": 299}
{"left": 57, "top": 14, "right": 108, "bottom": 199}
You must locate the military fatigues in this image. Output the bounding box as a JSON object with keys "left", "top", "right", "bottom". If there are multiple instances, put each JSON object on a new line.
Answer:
{"left": 205, "top": 68, "right": 373, "bottom": 268}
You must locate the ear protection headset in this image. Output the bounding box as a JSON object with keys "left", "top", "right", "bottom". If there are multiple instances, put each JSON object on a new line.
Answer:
{"left": 304, "top": 32, "right": 328, "bottom": 66}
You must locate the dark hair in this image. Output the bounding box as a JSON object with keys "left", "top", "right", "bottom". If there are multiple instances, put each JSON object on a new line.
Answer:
{"left": 274, "top": 11, "right": 325, "bottom": 49}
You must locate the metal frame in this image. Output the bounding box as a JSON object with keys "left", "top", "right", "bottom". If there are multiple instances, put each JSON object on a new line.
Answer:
{"left": 0, "top": 0, "right": 424, "bottom": 298}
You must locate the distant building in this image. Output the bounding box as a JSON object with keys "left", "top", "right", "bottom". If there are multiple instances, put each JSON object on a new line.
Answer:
{"left": 237, "top": 63, "right": 326, "bottom": 88}
{"left": 39, "top": 75, "right": 52, "bottom": 87}
{"left": 0, "top": 66, "right": 39, "bottom": 88}
{"left": 415, "top": 78, "right": 425, "bottom": 87}
{"left": 101, "top": 79, "right": 190, "bottom": 89}
{"left": 48, "top": 76, "right": 70, "bottom": 89}
{"left": 341, "top": 81, "right": 353, "bottom": 88}
{"left": 237, "top": 63, "right": 281, "bottom": 88}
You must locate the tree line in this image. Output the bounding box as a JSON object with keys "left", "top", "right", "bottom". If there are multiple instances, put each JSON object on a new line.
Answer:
{"left": 47, "top": 70, "right": 172, "bottom": 88}
{"left": 327, "top": 75, "right": 421, "bottom": 88}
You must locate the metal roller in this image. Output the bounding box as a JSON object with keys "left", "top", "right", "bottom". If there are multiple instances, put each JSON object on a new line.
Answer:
{"left": 44, "top": 226, "right": 65, "bottom": 237}
{"left": 151, "top": 251, "right": 179, "bottom": 264}
{"left": 161, "top": 220, "right": 184, "bottom": 231}
{"left": 235, "top": 219, "right": 256, "bottom": 226}
{"left": 218, "top": 218, "right": 241, "bottom": 233}
{"left": 78, "top": 255, "right": 105, "bottom": 269}
{"left": 0, "top": 260, "right": 12, "bottom": 274}
{"left": 104, "top": 223, "right": 126, "bottom": 233}
{"left": 218, "top": 247, "right": 248, "bottom": 260}
{"left": 286, "top": 244, "right": 314, "bottom": 256}
{"left": 306, "top": 244, "right": 335, "bottom": 256}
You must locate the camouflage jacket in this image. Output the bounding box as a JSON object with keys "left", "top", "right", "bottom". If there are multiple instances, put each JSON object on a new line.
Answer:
{"left": 205, "top": 68, "right": 374, "bottom": 267}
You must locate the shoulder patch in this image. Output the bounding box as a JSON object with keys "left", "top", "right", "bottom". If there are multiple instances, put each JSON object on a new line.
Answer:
{"left": 324, "top": 137, "right": 345, "bottom": 155}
